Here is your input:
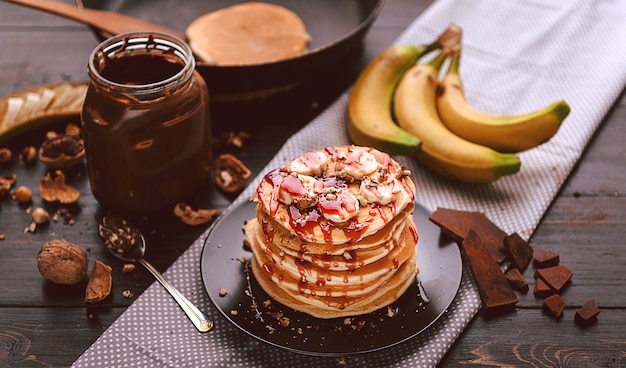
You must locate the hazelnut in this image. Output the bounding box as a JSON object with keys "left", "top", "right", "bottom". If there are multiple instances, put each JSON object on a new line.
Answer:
{"left": 11, "top": 185, "right": 32, "bottom": 203}
{"left": 37, "top": 239, "right": 88, "bottom": 285}
{"left": 31, "top": 207, "right": 50, "bottom": 225}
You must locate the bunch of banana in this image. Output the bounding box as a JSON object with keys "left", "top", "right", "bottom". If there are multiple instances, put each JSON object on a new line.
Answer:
{"left": 436, "top": 51, "right": 571, "bottom": 153}
{"left": 393, "top": 52, "right": 521, "bottom": 184}
{"left": 347, "top": 24, "right": 570, "bottom": 184}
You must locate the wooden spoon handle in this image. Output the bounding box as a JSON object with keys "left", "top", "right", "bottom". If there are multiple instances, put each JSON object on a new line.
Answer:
{"left": 4, "top": 0, "right": 186, "bottom": 40}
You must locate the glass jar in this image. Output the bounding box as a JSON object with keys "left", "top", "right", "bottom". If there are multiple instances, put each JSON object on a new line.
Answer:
{"left": 81, "top": 32, "right": 211, "bottom": 213}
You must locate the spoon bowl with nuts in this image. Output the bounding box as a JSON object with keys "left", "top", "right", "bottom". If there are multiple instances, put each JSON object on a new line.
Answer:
{"left": 98, "top": 215, "right": 213, "bottom": 333}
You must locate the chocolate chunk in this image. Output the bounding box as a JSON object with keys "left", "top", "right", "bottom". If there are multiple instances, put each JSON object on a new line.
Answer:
{"left": 430, "top": 207, "right": 508, "bottom": 263}
{"left": 504, "top": 267, "right": 529, "bottom": 292}
{"left": 533, "top": 248, "right": 560, "bottom": 268}
{"left": 542, "top": 294, "right": 566, "bottom": 319}
{"left": 533, "top": 278, "right": 555, "bottom": 298}
{"left": 575, "top": 299, "right": 600, "bottom": 326}
{"left": 461, "top": 228, "right": 518, "bottom": 314}
{"left": 503, "top": 232, "right": 533, "bottom": 271}
{"left": 534, "top": 265, "right": 573, "bottom": 292}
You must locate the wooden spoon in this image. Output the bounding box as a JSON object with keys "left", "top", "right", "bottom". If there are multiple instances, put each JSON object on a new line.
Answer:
{"left": 4, "top": 0, "right": 186, "bottom": 40}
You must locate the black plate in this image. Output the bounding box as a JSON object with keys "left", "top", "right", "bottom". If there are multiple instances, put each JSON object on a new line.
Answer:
{"left": 78, "top": 0, "right": 384, "bottom": 97}
{"left": 200, "top": 201, "right": 462, "bottom": 357}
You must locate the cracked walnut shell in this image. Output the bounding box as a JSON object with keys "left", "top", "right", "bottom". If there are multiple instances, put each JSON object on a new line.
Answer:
{"left": 85, "top": 260, "right": 113, "bottom": 303}
{"left": 39, "top": 170, "right": 80, "bottom": 204}
{"left": 174, "top": 203, "right": 218, "bottom": 226}
{"left": 37, "top": 239, "right": 88, "bottom": 285}
{"left": 39, "top": 134, "right": 85, "bottom": 169}
{"left": 215, "top": 154, "right": 251, "bottom": 193}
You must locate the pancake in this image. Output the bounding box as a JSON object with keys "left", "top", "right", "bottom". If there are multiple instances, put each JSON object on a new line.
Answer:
{"left": 186, "top": 2, "right": 310, "bottom": 66}
{"left": 245, "top": 216, "right": 417, "bottom": 294}
{"left": 251, "top": 254, "right": 418, "bottom": 319}
{"left": 255, "top": 202, "right": 415, "bottom": 255}
{"left": 245, "top": 145, "right": 419, "bottom": 319}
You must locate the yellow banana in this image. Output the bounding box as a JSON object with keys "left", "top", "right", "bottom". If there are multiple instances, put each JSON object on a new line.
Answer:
{"left": 394, "top": 52, "right": 521, "bottom": 184}
{"left": 347, "top": 45, "right": 430, "bottom": 158}
{"left": 437, "top": 52, "right": 571, "bottom": 153}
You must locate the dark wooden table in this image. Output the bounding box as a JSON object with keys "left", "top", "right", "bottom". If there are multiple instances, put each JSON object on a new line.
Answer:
{"left": 1, "top": 0, "right": 625, "bottom": 367}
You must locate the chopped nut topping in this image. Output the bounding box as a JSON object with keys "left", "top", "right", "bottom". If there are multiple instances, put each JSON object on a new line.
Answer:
{"left": 98, "top": 215, "right": 142, "bottom": 257}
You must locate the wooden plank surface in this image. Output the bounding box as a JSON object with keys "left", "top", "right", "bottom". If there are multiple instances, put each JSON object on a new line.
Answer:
{"left": 1, "top": 0, "right": 625, "bottom": 367}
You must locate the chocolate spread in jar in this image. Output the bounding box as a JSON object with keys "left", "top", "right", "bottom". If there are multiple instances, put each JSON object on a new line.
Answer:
{"left": 82, "top": 32, "right": 211, "bottom": 213}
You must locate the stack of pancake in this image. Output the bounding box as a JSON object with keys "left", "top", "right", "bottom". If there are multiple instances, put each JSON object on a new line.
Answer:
{"left": 244, "top": 146, "right": 419, "bottom": 319}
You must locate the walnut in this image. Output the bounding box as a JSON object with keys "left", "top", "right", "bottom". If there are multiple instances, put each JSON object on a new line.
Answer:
{"left": 0, "top": 173, "right": 16, "bottom": 197}
{"left": 85, "top": 260, "right": 113, "bottom": 303}
{"left": 38, "top": 170, "right": 80, "bottom": 204}
{"left": 37, "top": 239, "right": 88, "bottom": 285}
{"left": 173, "top": 203, "right": 218, "bottom": 226}
{"left": 214, "top": 154, "right": 251, "bottom": 194}
{"left": 18, "top": 146, "right": 37, "bottom": 166}
{"left": 38, "top": 134, "right": 85, "bottom": 169}
{"left": 11, "top": 185, "right": 32, "bottom": 203}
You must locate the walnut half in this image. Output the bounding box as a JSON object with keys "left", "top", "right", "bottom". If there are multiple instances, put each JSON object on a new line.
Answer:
{"left": 38, "top": 133, "right": 85, "bottom": 169}
{"left": 215, "top": 154, "right": 251, "bottom": 194}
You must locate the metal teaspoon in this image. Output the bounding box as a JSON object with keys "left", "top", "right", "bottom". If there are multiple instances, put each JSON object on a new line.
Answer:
{"left": 99, "top": 215, "right": 213, "bottom": 333}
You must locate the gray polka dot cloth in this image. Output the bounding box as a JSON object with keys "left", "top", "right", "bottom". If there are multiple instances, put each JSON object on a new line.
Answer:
{"left": 73, "top": 0, "right": 626, "bottom": 367}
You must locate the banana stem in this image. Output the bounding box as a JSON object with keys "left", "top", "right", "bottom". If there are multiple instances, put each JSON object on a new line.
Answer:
{"left": 428, "top": 51, "right": 448, "bottom": 72}
{"left": 447, "top": 50, "right": 461, "bottom": 76}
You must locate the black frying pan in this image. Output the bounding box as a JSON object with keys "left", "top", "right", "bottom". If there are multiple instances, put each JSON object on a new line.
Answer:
{"left": 77, "top": 0, "right": 384, "bottom": 102}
